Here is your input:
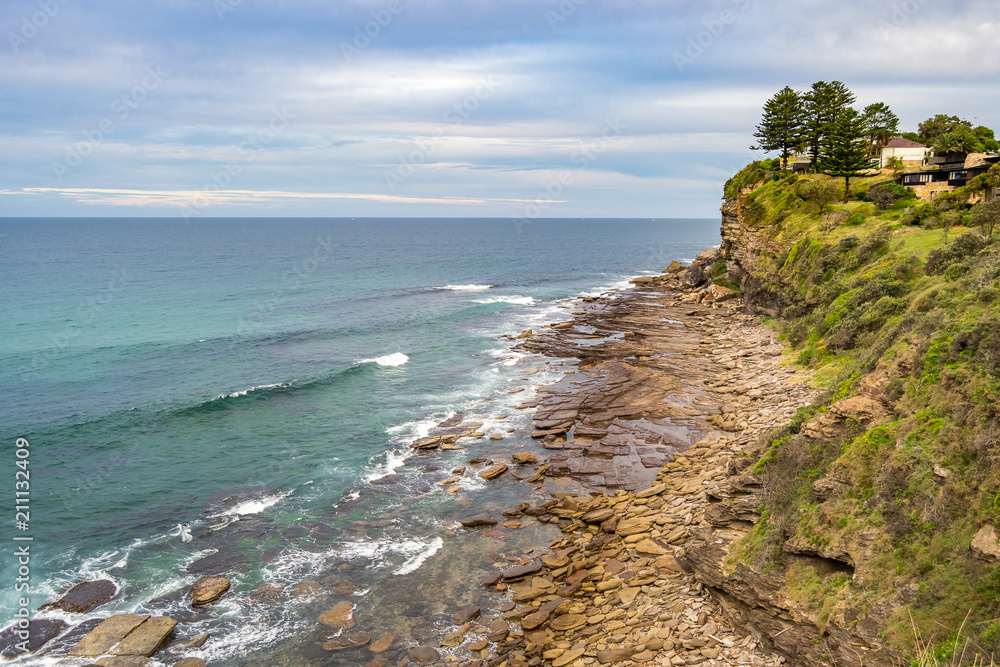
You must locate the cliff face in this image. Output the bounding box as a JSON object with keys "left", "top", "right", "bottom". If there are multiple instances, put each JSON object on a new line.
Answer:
{"left": 690, "top": 168, "right": 1000, "bottom": 666}
{"left": 719, "top": 198, "right": 790, "bottom": 317}
{"left": 683, "top": 190, "right": 901, "bottom": 667}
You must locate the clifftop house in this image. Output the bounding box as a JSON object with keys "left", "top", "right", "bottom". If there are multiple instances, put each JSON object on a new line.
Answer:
{"left": 898, "top": 152, "right": 999, "bottom": 201}
{"left": 878, "top": 137, "right": 928, "bottom": 168}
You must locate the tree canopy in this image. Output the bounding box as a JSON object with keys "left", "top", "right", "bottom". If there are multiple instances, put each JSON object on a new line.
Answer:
{"left": 751, "top": 86, "right": 805, "bottom": 170}
{"left": 750, "top": 81, "right": 898, "bottom": 175}
{"left": 821, "top": 108, "right": 872, "bottom": 202}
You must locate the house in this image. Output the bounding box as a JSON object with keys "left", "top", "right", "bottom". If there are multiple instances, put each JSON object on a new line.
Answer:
{"left": 898, "top": 154, "right": 999, "bottom": 201}
{"left": 878, "top": 137, "right": 928, "bottom": 168}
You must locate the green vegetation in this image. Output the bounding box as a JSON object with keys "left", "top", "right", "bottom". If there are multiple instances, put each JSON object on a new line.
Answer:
{"left": 723, "top": 162, "right": 1000, "bottom": 664}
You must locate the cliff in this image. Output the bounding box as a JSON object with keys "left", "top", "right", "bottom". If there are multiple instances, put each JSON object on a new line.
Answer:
{"left": 683, "top": 163, "right": 1000, "bottom": 666}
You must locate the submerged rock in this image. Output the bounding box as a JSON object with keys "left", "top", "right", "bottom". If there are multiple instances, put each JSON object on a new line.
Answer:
{"left": 39, "top": 580, "right": 117, "bottom": 614}
{"left": 459, "top": 513, "right": 499, "bottom": 527}
{"left": 0, "top": 618, "right": 67, "bottom": 658}
{"left": 318, "top": 601, "right": 354, "bottom": 628}
{"left": 408, "top": 645, "right": 440, "bottom": 664}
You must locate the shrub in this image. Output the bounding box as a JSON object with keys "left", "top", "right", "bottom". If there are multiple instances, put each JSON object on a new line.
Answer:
{"left": 925, "top": 231, "right": 990, "bottom": 275}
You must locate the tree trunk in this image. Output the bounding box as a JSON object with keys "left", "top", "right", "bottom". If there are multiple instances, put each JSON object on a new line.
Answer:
{"left": 843, "top": 176, "right": 850, "bottom": 203}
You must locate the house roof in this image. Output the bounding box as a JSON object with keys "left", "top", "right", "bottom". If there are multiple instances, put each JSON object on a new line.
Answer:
{"left": 885, "top": 137, "right": 926, "bottom": 148}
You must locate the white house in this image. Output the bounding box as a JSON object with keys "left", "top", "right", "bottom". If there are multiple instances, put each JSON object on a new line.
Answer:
{"left": 879, "top": 137, "right": 928, "bottom": 168}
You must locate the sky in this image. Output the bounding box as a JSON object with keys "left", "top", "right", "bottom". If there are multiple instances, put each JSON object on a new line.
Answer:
{"left": 0, "top": 0, "right": 998, "bottom": 219}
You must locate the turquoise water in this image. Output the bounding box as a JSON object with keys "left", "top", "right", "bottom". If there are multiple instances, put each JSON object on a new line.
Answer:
{"left": 0, "top": 218, "right": 718, "bottom": 665}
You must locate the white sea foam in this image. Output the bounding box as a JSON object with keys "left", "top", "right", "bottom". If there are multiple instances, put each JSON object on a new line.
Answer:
{"left": 473, "top": 295, "right": 535, "bottom": 305}
{"left": 361, "top": 352, "right": 409, "bottom": 367}
{"left": 224, "top": 382, "right": 287, "bottom": 398}
{"left": 210, "top": 490, "right": 291, "bottom": 520}
{"left": 394, "top": 537, "right": 444, "bottom": 575}
{"left": 364, "top": 445, "right": 411, "bottom": 483}
{"left": 431, "top": 284, "right": 493, "bottom": 292}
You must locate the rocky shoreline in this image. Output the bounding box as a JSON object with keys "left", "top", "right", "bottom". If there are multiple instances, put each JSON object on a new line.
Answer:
{"left": 423, "top": 254, "right": 821, "bottom": 667}
{"left": 6, "top": 252, "right": 822, "bottom": 667}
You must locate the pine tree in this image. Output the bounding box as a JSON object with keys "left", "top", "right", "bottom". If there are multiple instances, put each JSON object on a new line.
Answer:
{"left": 822, "top": 108, "right": 872, "bottom": 202}
{"left": 803, "top": 81, "right": 856, "bottom": 172}
{"left": 751, "top": 86, "right": 805, "bottom": 170}
{"left": 861, "top": 102, "right": 900, "bottom": 155}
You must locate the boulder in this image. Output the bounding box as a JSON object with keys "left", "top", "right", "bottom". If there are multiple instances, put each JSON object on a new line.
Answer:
{"left": 322, "top": 633, "right": 371, "bottom": 651}
{"left": 500, "top": 561, "right": 543, "bottom": 581}
{"left": 478, "top": 463, "right": 508, "bottom": 480}
{"left": 459, "top": 513, "right": 499, "bottom": 527}
{"left": 511, "top": 452, "right": 538, "bottom": 465}
{"left": 972, "top": 525, "right": 1000, "bottom": 562}
{"left": 369, "top": 635, "right": 394, "bottom": 653}
{"left": 451, "top": 605, "right": 481, "bottom": 624}
{"left": 69, "top": 615, "right": 149, "bottom": 657}
{"left": 664, "top": 260, "right": 686, "bottom": 274}
{"left": 597, "top": 647, "right": 637, "bottom": 663}
{"left": 39, "top": 580, "right": 117, "bottom": 613}
{"left": 111, "top": 616, "right": 177, "bottom": 656}
{"left": 318, "top": 601, "right": 355, "bottom": 628}
{"left": 408, "top": 646, "right": 440, "bottom": 664}
{"left": 0, "top": 618, "right": 67, "bottom": 658}
{"left": 189, "top": 577, "right": 230, "bottom": 607}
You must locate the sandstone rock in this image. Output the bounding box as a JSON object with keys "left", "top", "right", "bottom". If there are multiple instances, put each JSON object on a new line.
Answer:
{"left": 581, "top": 508, "right": 615, "bottom": 524}
{"left": 597, "top": 647, "right": 636, "bottom": 663}
{"left": 322, "top": 633, "right": 371, "bottom": 650}
{"left": 189, "top": 576, "right": 230, "bottom": 607}
{"left": 478, "top": 464, "right": 508, "bottom": 480}
{"left": 173, "top": 660, "right": 207, "bottom": 667}
{"left": 634, "top": 538, "right": 669, "bottom": 556}
{"left": 369, "top": 635, "right": 394, "bottom": 653}
{"left": 0, "top": 618, "right": 67, "bottom": 658}
{"left": 452, "top": 605, "right": 481, "bottom": 624}
{"left": 501, "top": 561, "right": 543, "bottom": 581}
{"left": 552, "top": 647, "right": 586, "bottom": 666}
{"left": 615, "top": 517, "right": 652, "bottom": 536}
{"left": 459, "top": 513, "right": 499, "bottom": 527}
{"left": 318, "top": 601, "right": 355, "bottom": 628}
{"left": 511, "top": 452, "right": 538, "bottom": 464}
{"left": 549, "top": 614, "right": 587, "bottom": 631}
{"left": 972, "top": 525, "right": 1000, "bottom": 561}
{"left": 39, "top": 580, "right": 117, "bottom": 614}
{"left": 170, "top": 633, "right": 210, "bottom": 651}
{"left": 69, "top": 615, "right": 150, "bottom": 657}
{"left": 112, "top": 616, "right": 177, "bottom": 656}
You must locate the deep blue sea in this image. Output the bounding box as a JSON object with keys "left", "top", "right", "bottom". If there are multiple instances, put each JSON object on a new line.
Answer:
{"left": 0, "top": 218, "right": 719, "bottom": 665}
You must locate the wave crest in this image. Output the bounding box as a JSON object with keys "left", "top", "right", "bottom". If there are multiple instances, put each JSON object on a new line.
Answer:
{"left": 429, "top": 284, "right": 493, "bottom": 292}
{"left": 360, "top": 353, "right": 409, "bottom": 367}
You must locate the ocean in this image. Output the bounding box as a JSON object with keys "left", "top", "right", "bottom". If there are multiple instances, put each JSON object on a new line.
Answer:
{"left": 0, "top": 217, "right": 719, "bottom": 665}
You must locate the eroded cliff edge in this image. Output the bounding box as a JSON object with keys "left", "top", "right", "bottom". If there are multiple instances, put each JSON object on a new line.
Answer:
{"left": 684, "top": 164, "right": 1000, "bottom": 666}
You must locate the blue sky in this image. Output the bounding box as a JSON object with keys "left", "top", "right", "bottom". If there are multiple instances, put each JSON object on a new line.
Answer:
{"left": 1, "top": 0, "right": 997, "bottom": 218}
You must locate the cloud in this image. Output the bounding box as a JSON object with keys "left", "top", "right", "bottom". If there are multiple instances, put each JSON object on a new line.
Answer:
{"left": 1, "top": 0, "right": 998, "bottom": 217}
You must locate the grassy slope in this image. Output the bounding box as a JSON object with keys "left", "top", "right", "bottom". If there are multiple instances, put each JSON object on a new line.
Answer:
{"left": 724, "top": 163, "right": 1000, "bottom": 663}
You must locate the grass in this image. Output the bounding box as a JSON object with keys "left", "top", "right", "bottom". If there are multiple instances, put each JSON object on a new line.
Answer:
{"left": 720, "top": 161, "right": 1000, "bottom": 661}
